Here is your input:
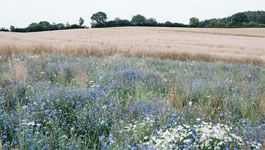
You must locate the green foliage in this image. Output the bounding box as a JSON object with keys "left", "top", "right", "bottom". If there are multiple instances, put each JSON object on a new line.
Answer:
{"left": 131, "top": 14, "right": 147, "bottom": 26}
{"left": 190, "top": 17, "right": 199, "bottom": 27}
{"left": 245, "top": 10, "right": 265, "bottom": 24}
{"left": 146, "top": 18, "right": 158, "bottom": 26}
{"left": 91, "top": 12, "right": 186, "bottom": 28}
{"left": 199, "top": 11, "right": 265, "bottom": 28}
{"left": 10, "top": 20, "right": 85, "bottom": 32}
{"left": 91, "top": 12, "right": 108, "bottom": 26}
{"left": 56, "top": 23, "right": 65, "bottom": 30}
{"left": 79, "top": 17, "right": 85, "bottom": 27}
{"left": 164, "top": 21, "right": 173, "bottom": 26}
{"left": 10, "top": 25, "right": 15, "bottom": 32}
{"left": 255, "top": 13, "right": 265, "bottom": 24}
{"left": 231, "top": 13, "right": 249, "bottom": 25}
{"left": 5, "top": 10, "right": 265, "bottom": 31}
{"left": 210, "top": 19, "right": 218, "bottom": 27}
{"left": 0, "top": 55, "right": 264, "bottom": 149}
{"left": 0, "top": 28, "right": 9, "bottom": 32}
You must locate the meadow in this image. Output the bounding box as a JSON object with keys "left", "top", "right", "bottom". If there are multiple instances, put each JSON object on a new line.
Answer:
{"left": 0, "top": 27, "right": 265, "bottom": 149}
{"left": 0, "top": 54, "right": 264, "bottom": 149}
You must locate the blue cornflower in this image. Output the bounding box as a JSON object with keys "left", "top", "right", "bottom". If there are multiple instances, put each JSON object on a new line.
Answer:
{"left": 136, "top": 144, "right": 142, "bottom": 148}
{"left": 99, "top": 135, "right": 105, "bottom": 140}
{"left": 190, "top": 127, "right": 196, "bottom": 131}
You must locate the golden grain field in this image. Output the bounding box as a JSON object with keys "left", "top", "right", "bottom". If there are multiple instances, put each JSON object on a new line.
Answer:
{"left": 0, "top": 27, "right": 265, "bottom": 65}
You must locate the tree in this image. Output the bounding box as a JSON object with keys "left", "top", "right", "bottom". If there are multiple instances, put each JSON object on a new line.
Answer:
{"left": 146, "top": 18, "right": 158, "bottom": 26}
{"left": 66, "top": 22, "right": 70, "bottom": 27}
{"left": 210, "top": 19, "right": 218, "bottom": 27}
{"left": 114, "top": 17, "right": 121, "bottom": 22}
{"left": 91, "top": 11, "right": 107, "bottom": 25}
{"left": 10, "top": 25, "right": 15, "bottom": 32}
{"left": 0, "top": 28, "right": 9, "bottom": 32}
{"left": 190, "top": 17, "right": 199, "bottom": 27}
{"left": 131, "top": 14, "right": 147, "bottom": 26}
{"left": 27, "top": 23, "right": 43, "bottom": 32}
{"left": 39, "top": 21, "right": 50, "bottom": 26}
{"left": 79, "top": 17, "right": 84, "bottom": 27}
{"left": 56, "top": 23, "right": 65, "bottom": 30}
{"left": 231, "top": 13, "right": 248, "bottom": 25}
{"left": 256, "top": 14, "right": 265, "bottom": 24}
{"left": 164, "top": 21, "right": 173, "bottom": 27}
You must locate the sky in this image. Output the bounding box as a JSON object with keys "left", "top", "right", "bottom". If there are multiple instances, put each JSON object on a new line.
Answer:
{"left": 0, "top": 0, "right": 265, "bottom": 28}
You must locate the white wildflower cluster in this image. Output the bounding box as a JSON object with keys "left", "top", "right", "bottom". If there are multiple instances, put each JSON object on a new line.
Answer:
{"left": 144, "top": 120, "right": 262, "bottom": 150}
{"left": 121, "top": 117, "right": 156, "bottom": 132}
{"left": 21, "top": 120, "right": 41, "bottom": 127}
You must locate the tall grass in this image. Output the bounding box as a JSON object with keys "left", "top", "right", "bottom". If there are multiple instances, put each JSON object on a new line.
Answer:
{"left": 0, "top": 43, "right": 264, "bottom": 65}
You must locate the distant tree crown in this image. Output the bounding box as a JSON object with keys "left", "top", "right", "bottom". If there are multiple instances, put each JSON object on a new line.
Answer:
{"left": 91, "top": 12, "right": 107, "bottom": 25}
{"left": 131, "top": 14, "right": 147, "bottom": 25}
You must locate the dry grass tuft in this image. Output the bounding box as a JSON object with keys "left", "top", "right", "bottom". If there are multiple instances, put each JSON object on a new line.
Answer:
{"left": 258, "top": 96, "right": 265, "bottom": 114}
{"left": 3, "top": 58, "right": 28, "bottom": 83}
{"left": 13, "top": 62, "right": 28, "bottom": 83}
{"left": 73, "top": 71, "right": 88, "bottom": 88}
{"left": 167, "top": 90, "right": 183, "bottom": 108}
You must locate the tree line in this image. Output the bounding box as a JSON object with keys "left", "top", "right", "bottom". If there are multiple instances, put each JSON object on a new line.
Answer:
{"left": 90, "top": 12, "right": 186, "bottom": 28}
{"left": 8, "top": 18, "right": 86, "bottom": 32}
{"left": 90, "top": 11, "right": 265, "bottom": 28}
{"left": 1, "top": 11, "right": 265, "bottom": 32}
{"left": 197, "top": 11, "right": 265, "bottom": 28}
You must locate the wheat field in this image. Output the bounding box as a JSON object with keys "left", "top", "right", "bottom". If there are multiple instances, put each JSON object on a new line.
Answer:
{"left": 0, "top": 27, "right": 265, "bottom": 65}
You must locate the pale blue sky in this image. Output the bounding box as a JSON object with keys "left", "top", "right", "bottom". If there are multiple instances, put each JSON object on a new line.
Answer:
{"left": 0, "top": 0, "right": 265, "bottom": 28}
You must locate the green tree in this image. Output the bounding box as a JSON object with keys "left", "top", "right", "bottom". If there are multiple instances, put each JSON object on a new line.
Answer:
{"left": 210, "top": 19, "right": 218, "bottom": 27}
{"left": 10, "top": 25, "right": 15, "bottom": 32}
{"left": 91, "top": 12, "right": 107, "bottom": 25}
{"left": 0, "top": 28, "right": 9, "bottom": 32}
{"left": 39, "top": 21, "right": 50, "bottom": 30}
{"left": 39, "top": 21, "right": 50, "bottom": 26}
{"left": 79, "top": 17, "right": 84, "bottom": 27}
{"left": 190, "top": 17, "right": 199, "bottom": 27}
{"left": 164, "top": 21, "right": 173, "bottom": 27}
{"left": 114, "top": 17, "right": 121, "bottom": 22}
{"left": 146, "top": 18, "right": 157, "bottom": 26}
{"left": 256, "top": 14, "right": 265, "bottom": 24}
{"left": 66, "top": 22, "right": 70, "bottom": 27}
{"left": 231, "top": 13, "right": 249, "bottom": 25}
{"left": 56, "top": 23, "right": 65, "bottom": 30}
{"left": 27, "top": 23, "right": 43, "bottom": 32}
{"left": 131, "top": 14, "right": 147, "bottom": 26}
